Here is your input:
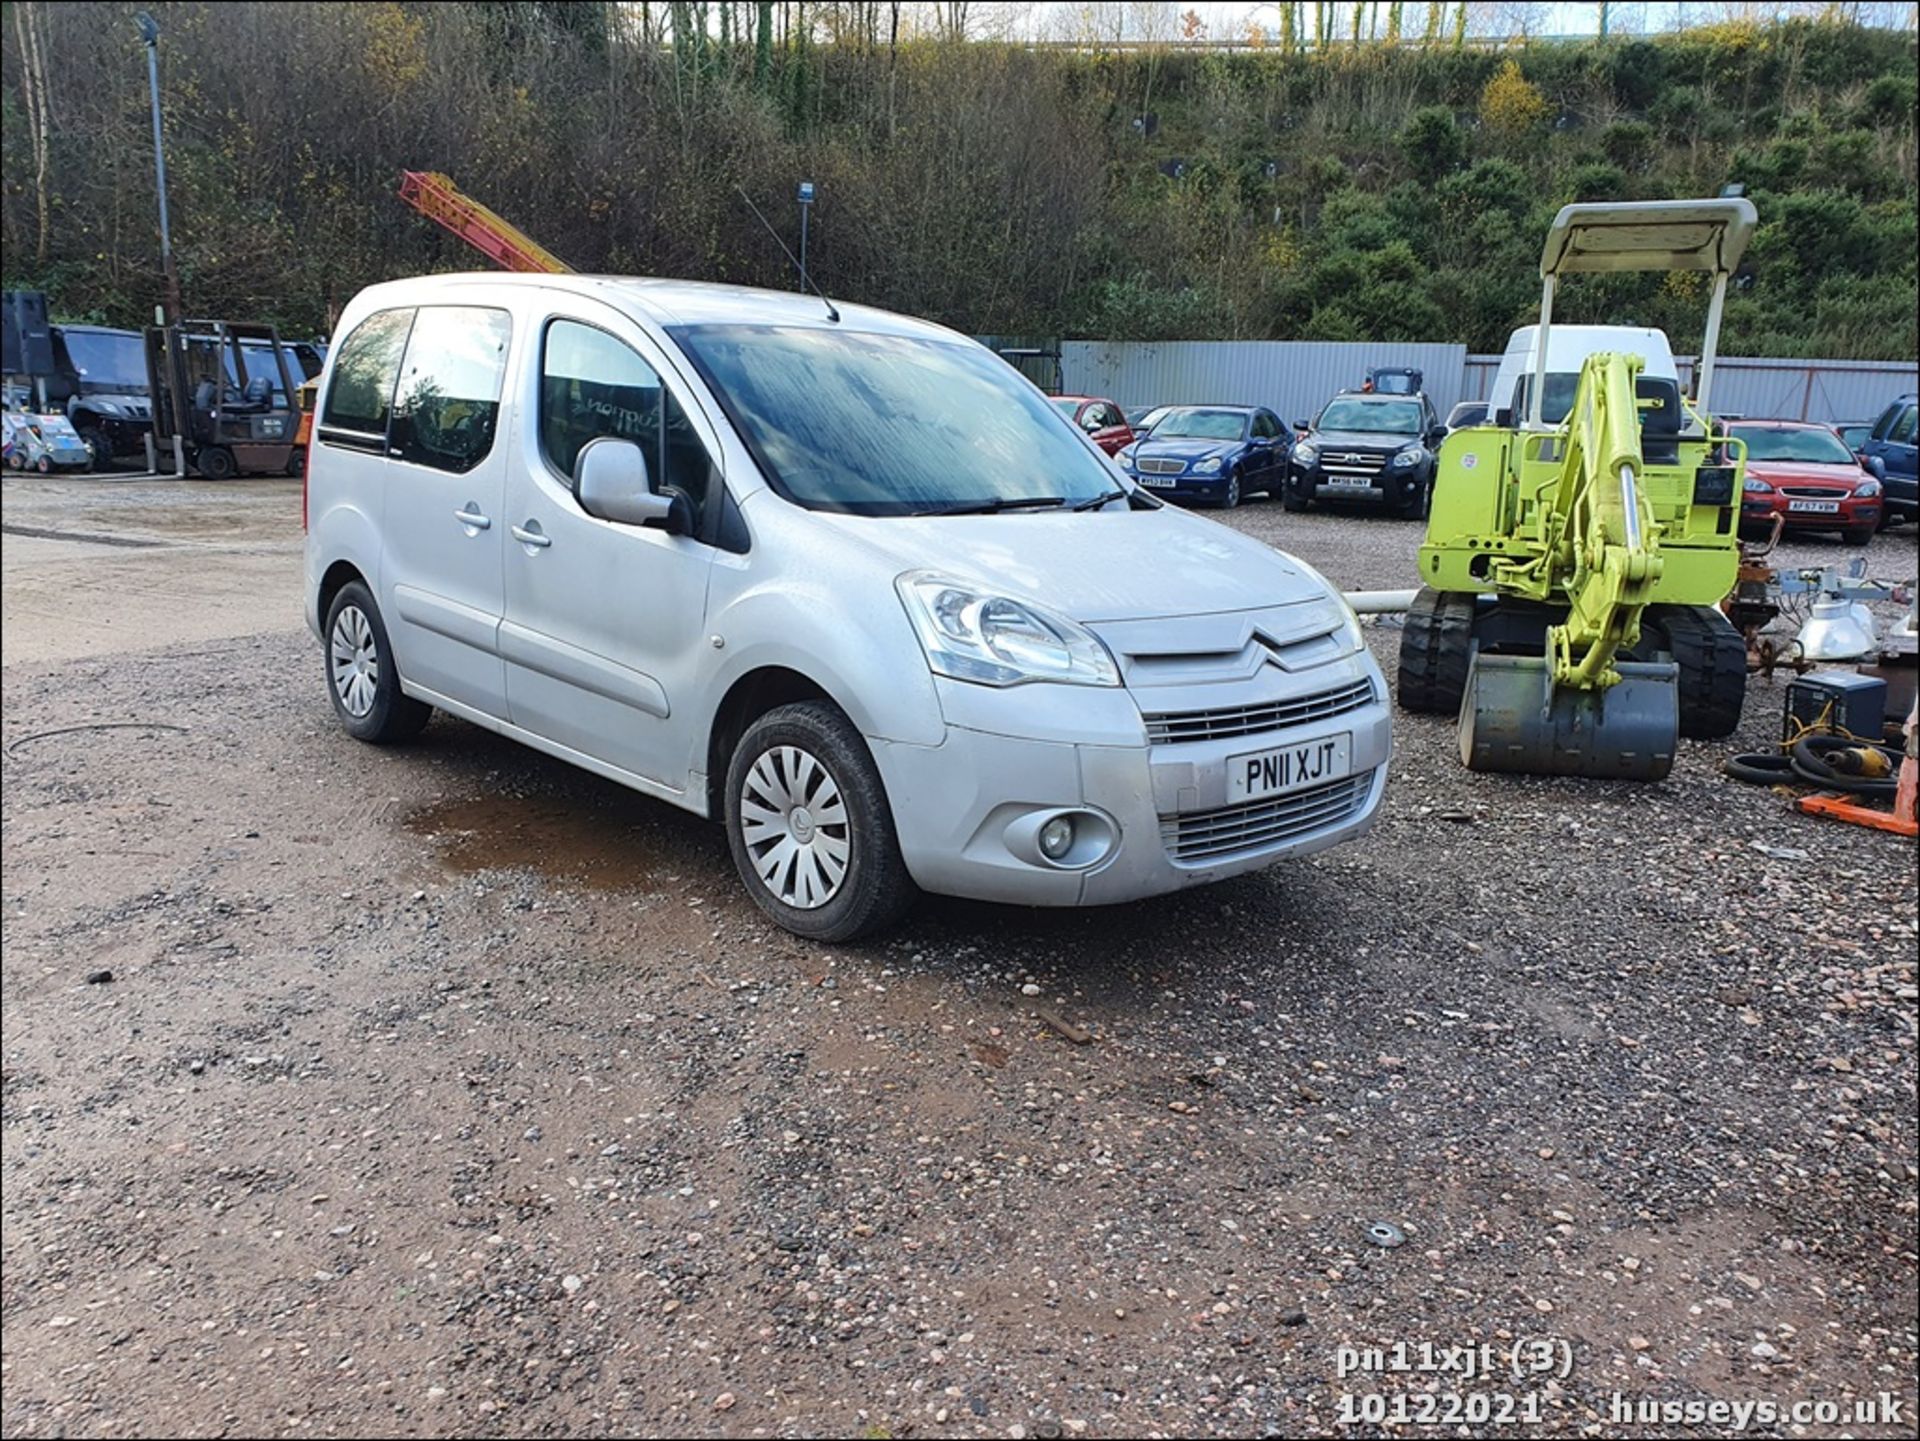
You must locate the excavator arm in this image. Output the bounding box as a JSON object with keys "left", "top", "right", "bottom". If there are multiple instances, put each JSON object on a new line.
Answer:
{"left": 1532, "top": 351, "right": 1665, "bottom": 693}
{"left": 1462, "top": 351, "right": 1683, "bottom": 779}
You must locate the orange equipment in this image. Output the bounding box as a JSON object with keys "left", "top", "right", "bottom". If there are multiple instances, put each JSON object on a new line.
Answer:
{"left": 396, "top": 171, "right": 573, "bottom": 275}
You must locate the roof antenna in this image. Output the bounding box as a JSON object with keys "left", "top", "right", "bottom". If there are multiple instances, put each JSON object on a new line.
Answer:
{"left": 735, "top": 185, "right": 839, "bottom": 323}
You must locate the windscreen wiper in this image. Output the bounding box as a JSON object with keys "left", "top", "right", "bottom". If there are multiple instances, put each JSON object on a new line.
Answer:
{"left": 1069, "top": 489, "right": 1127, "bottom": 511}
{"left": 914, "top": 496, "right": 1067, "bottom": 517}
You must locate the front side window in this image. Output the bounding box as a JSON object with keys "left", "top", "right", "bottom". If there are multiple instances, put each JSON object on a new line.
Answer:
{"left": 671, "top": 325, "right": 1122, "bottom": 516}
{"left": 1154, "top": 408, "right": 1248, "bottom": 441}
{"left": 1320, "top": 398, "right": 1423, "bottom": 434}
{"left": 321, "top": 308, "right": 414, "bottom": 436}
{"left": 1252, "top": 411, "right": 1277, "bottom": 439}
{"left": 390, "top": 306, "right": 511, "bottom": 474}
{"left": 541, "top": 319, "right": 716, "bottom": 530}
{"left": 1892, "top": 405, "right": 1918, "bottom": 445}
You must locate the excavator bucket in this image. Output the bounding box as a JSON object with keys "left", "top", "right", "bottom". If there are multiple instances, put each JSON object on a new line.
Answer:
{"left": 1459, "top": 653, "right": 1678, "bottom": 781}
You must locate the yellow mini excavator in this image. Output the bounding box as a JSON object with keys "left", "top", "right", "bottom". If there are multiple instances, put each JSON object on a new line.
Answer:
{"left": 1398, "top": 198, "right": 1757, "bottom": 781}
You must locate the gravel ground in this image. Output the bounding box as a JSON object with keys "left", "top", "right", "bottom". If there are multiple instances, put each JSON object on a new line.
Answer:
{"left": 2, "top": 477, "right": 1916, "bottom": 1438}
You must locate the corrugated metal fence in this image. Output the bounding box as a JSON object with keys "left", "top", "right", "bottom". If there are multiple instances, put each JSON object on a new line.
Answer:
{"left": 1059, "top": 342, "right": 1916, "bottom": 426}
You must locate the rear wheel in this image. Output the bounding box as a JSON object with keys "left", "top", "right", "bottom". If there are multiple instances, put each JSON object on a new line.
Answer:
{"left": 1644, "top": 604, "right": 1745, "bottom": 739}
{"left": 1396, "top": 586, "right": 1478, "bottom": 714}
{"left": 725, "top": 701, "right": 917, "bottom": 942}
{"left": 324, "top": 582, "right": 431, "bottom": 744}
{"left": 197, "top": 446, "right": 236, "bottom": 481}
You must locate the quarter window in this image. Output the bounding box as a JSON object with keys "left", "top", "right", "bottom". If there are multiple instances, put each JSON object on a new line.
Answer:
{"left": 540, "top": 319, "right": 717, "bottom": 531}
{"left": 320, "top": 308, "right": 413, "bottom": 436}
{"left": 390, "top": 306, "right": 512, "bottom": 474}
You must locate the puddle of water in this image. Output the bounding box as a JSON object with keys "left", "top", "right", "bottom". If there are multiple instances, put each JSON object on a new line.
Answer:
{"left": 404, "top": 793, "right": 716, "bottom": 890}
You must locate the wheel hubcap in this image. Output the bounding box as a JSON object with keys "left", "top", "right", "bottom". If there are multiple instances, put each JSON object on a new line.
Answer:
{"left": 740, "top": 745, "right": 850, "bottom": 910}
{"left": 330, "top": 605, "right": 379, "bottom": 718}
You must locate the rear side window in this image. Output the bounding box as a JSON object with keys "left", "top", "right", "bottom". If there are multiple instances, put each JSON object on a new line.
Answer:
{"left": 540, "top": 319, "right": 717, "bottom": 531}
{"left": 321, "top": 308, "right": 413, "bottom": 436}
{"left": 390, "top": 306, "right": 512, "bottom": 474}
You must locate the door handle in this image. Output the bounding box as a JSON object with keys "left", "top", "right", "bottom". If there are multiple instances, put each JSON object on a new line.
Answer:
{"left": 453, "top": 504, "right": 491, "bottom": 530}
{"left": 510, "top": 522, "right": 552, "bottom": 549}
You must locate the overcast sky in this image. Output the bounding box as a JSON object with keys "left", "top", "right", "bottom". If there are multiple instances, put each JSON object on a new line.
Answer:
{"left": 1003, "top": 2, "right": 1920, "bottom": 42}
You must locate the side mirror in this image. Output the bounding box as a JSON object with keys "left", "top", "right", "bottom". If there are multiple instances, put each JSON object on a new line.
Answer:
{"left": 1866, "top": 454, "right": 1887, "bottom": 480}
{"left": 575, "top": 437, "right": 685, "bottom": 533}
{"left": 1293, "top": 419, "right": 1309, "bottom": 432}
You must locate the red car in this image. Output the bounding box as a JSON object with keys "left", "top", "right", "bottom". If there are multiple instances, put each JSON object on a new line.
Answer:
{"left": 1051, "top": 395, "right": 1136, "bottom": 456}
{"left": 1734, "top": 420, "right": 1884, "bottom": 544}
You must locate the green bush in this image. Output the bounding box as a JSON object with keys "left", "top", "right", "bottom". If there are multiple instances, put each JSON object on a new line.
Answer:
{"left": 1400, "top": 106, "right": 1467, "bottom": 183}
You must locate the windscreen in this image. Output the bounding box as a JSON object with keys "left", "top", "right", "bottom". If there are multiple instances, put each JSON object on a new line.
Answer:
{"left": 1152, "top": 408, "right": 1247, "bottom": 441}
{"left": 59, "top": 330, "right": 148, "bottom": 390}
{"left": 1319, "top": 398, "right": 1422, "bottom": 434}
{"left": 672, "top": 325, "right": 1121, "bottom": 515}
{"left": 1732, "top": 426, "right": 1857, "bottom": 466}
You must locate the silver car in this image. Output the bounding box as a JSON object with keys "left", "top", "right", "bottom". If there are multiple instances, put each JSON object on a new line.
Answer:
{"left": 304, "top": 274, "right": 1390, "bottom": 940}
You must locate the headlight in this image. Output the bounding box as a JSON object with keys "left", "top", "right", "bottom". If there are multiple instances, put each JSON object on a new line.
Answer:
{"left": 1391, "top": 446, "right": 1426, "bottom": 469}
{"left": 1856, "top": 478, "right": 1882, "bottom": 498}
{"left": 1116, "top": 447, "right": 1136, "bottom": 467}
{"left": 896, "top": 572, "right": 1120, "bottom": 689}
{"left": 1193, "top": 456, "right": 1224, "bottom": 474}
{"left": 1743, "top": 477, "right": 1772, "bottom": 494}
{"left": 89, "top": 399, "right": 123, "bottom": 417}
{"left": 1294, "top": 443, "right": 1319, "bottom": 468}
{"left": 1282, "top": 556, "right": 1364, "bottom": 657}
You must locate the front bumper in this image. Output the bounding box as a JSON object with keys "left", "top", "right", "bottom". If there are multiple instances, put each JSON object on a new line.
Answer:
{"left": 1125, "top": 467, "right": 1232, "bottom": 501}
{"left": 1291, "top": 460, "right": 1423, "bottom": 508}
{"left": 1740, "top": 494, "right": 1880, "bottom": 532}
{"left": 868, "top": 653, "right": 1391, "bottom": 907}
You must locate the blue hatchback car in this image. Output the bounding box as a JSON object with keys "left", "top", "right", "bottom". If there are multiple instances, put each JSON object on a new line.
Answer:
{"left": 1114, "top": 404, "right": 1292, "bottom": 509}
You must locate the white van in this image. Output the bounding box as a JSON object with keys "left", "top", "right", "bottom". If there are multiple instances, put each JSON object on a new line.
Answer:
{"left": 1485, "top": 324, "right": 1685, "bottom": 430}
{"left": 303, "top": 275, "right": 1389, "bottom": 939}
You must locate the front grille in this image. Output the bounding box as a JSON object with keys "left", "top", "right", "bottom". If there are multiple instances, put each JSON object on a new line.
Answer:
{"left": 1137, "top": 457, "right": 1185, "bottom": 475}
{"left": 1162, "top": 771, "right": 1374, "bottom": 863}
{"left": 1779, "top": 485, "right": 1846, "bottom": 498}
{"left": 1143, "top": 677, "right": 1375, "bottom": 745}
{"left": 1320, "top": 451, "right": 1387, "bottom": 475}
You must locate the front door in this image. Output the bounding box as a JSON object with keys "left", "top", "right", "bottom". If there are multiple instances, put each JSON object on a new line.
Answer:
{"left": 500, "top": 309, "right": 721, "bottom": 793}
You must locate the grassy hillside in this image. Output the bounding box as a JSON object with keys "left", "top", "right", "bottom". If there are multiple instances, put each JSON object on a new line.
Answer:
{"left": 3, "top": 6, "right": 1914, "bottom": 357}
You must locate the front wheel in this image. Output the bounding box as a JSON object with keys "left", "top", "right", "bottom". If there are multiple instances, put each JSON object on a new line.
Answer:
{"left": 324, "top": 582, "right": 431, "bottom": 744}
{"left": 1217, "top": 473, "right": 1241, "bottom": 509}
{"left": 725, "top": 702, "right": 916, "bottom": 942}
{"left": 197, "top": 446, "right": 236, "bottom": 481}
{"left": 1281, "top": 484, "right": 1309, "bottom": 513}
{"left": 77, "top": 427, "right": 113, "bottom": 472}
{"left": 1841, "top": 522, "right": 1876, "bottom": 546}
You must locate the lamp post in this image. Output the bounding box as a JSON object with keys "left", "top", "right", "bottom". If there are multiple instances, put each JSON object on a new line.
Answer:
{"left": 135, "top": 11, "right": 184, "bottom": 328}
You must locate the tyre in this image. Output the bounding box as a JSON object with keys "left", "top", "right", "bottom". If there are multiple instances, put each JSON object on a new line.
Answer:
{"left": 197, "top": 446, "right": 236, "bottom": 481}
{"left": 1280, "top": 485, "right": 1309, "bottom": 513}
{"left": 1398, "top": 475, "right": 1430, "bottom": 519}
{"left": 725, "top": 701, "right": 917, "bottom": 942}
{"left": 1218, "top": 472, "right": 1241, "bottom": 509}
{"left": 324, "top": 581, "right": 431, "bottom": 744}
{"left": 1840, "top": 522, "right": 1875, "bottom": 546}
{"left": 1644, "top": 603, "right": 1745, "bottom": 740}
{"left": 1396, "top": 586, "right": 1477, "bottom": 714}
{"left": 77, "top": 426, "right": 113, "bottom": 473}
{"left": 286, "top": 448, "right": 307, "bottom": 478}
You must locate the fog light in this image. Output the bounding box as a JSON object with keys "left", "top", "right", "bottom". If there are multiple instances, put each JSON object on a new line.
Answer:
{"left": 1039, "top": 815, "right": 1076, "bottom": 860}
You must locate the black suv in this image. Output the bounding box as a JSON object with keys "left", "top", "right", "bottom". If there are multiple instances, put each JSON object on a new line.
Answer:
{"left": 45, "top": 324, "right": 154, "bottom": 470}
{"left": 1285, "top": 390, "right": 1447, "bottom": 519}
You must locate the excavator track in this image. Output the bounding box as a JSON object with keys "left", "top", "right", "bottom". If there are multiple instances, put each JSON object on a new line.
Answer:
{"left": 1396, "top": 586, "right": 1477, "bottom": 714}
{"left": 1645, "top": 603, "right": 1747, "bottom": 739}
